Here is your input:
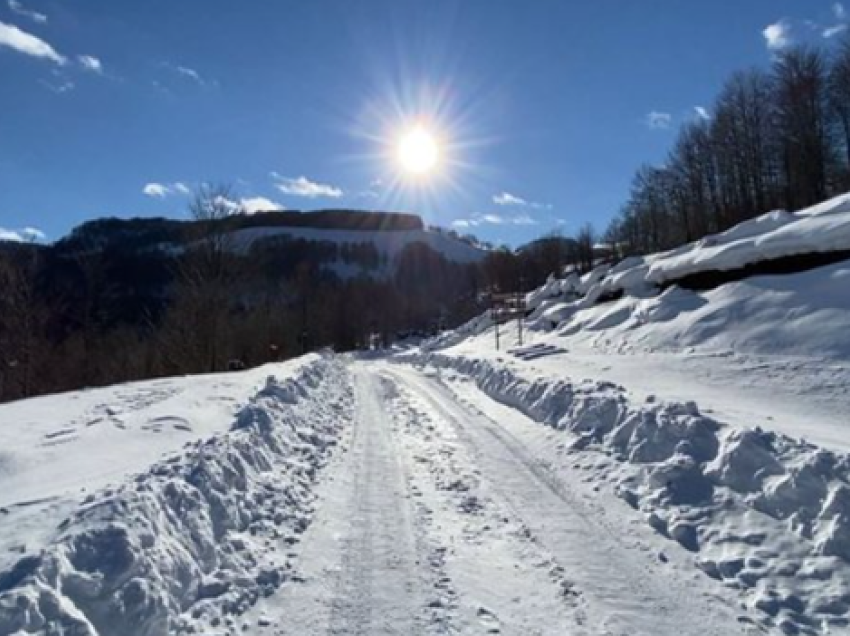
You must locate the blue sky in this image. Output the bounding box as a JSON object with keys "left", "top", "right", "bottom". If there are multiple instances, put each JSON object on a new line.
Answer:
{"left": 1, "top": 0, "right": 848, "bottom": 246}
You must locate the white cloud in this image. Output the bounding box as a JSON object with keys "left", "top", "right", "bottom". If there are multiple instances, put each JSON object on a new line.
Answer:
{"left": 159, "top": 63, "right": 215, "bottom": 89}
{"left": 694, "top": 106, "right": 711, "bottom": 121}
{"left": 40, "top": 76, "right": 73, "bottom": 93}
{"left": 143, "top": 183, "right": 170, "bottom": 198}
{"left": 512, "top": 214, "right": 537, "bottom": 226}
{"left": 452, "top": 212, "right": 539, "bottom": 228}
{"left": 77, "top": 55, "right": 102, "bottom": 73}
{"left": 239, "top": 196, "right": 284, "bottom": 214}
{"left": 272, "top": 174, "right": 343, "bottom": 199}
{"left": 645, "top": 111, "right": 672, "bottom": 130}
{"left": 143, "top": 181, "right": 195, "bottom": 198}
{"left": 0, "top": 225, "right": 45, "bottom": 242}
{"left": 209, "top": 195, "right": 284, "bottom": 215}
{"left": 8, "top": 0, "right": 46, "bottom": 24}
{"left": 492, "top": 191, "right": 551, "bottom": 210}
{"left": 493, "top": 192, "right": 528, "bottom": 207}
{"left": 824, "top": 23, "right": 849, "bottom": 37}
{"left": 764, "top": 20, "right": 792, "bottom": 50}
{"left": 821, "top": 3, "right": 849, "bottom": 37}
{"left": 0, "top": 20, "right": 65, "bottom": 64}
{"left": 175, "top": 65, "right": 207, "bottom": 86}
{"left": 481, "top": 214, "right": 505, "bottom": 225}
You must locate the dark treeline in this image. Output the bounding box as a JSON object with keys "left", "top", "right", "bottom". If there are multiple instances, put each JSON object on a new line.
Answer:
{"left": 605, "top": 38, "right": 850, "bottom": 257}
{"left": 0, "top": 187, "right": 583, "bottom": 403}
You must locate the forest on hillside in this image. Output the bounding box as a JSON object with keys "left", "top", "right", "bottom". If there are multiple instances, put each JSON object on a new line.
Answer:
{"left": 604, "top": 38, "right": 850, "bottom": 256}
{"left": 0, "top": 187, "right": 588, "bottom": 403}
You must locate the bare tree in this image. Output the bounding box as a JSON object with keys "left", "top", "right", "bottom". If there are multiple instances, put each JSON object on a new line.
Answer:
{"left": 163, "top": 184, "right": 240, "bottom": 373}
{"left": 772, "top": 47, "right": 835, "bottom": 209}
{"left": 829, "top": 35, "right": 850, "bottom": 185}
{"left": 0, "top": 248, "right": 46, "bottom": 400}
{"left": 575, "top": 223, "right": 596, "bottom": 273}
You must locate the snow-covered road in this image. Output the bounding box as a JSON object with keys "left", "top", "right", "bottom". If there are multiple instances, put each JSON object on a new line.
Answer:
{"left": 247, "top": 361, "right": 759, "bottom": 635}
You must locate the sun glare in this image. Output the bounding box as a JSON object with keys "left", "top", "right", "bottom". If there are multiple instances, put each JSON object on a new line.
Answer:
{"left": 397, "top": 125, "right": 440, "bottom": 175}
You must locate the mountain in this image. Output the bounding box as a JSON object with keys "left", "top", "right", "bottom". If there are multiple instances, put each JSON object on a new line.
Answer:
{"left": 0, "top": 209, "right": 491, "bottom": 403}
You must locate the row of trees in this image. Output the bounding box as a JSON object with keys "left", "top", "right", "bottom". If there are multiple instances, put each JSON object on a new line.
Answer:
{"left": 0, "top": 179, "right": 615, "bottom": 404}
{"left": 606, "top": 38, "right": 850, "bottom": 256}
{"left": 0, "top": 186, "right": 496, "bottom": 403}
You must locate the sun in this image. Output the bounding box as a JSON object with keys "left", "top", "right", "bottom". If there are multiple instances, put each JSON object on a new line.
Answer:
{"left": 397, "top": 125, "right": 440, "bottom": 175}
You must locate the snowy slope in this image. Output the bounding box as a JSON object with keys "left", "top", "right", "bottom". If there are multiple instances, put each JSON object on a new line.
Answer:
{"left": 0, "top": 354, "right": 353, "bottom": 635}
{"left": 0, "top": 357, "right": 316, "bottom": 573}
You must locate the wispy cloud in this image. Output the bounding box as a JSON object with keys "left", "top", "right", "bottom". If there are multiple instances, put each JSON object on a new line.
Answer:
{"left": 493, "top": 192, "right": 527, "bottom": 207}
{"left": 40, "top": 73, "right": 74, "bottom": 93}
{"left": 452, "top": 212, "right": 539, "bottom": 228}
{"left": 272, "top": 174, "right": 343, "bottom": 199}
{"left": 764, "top": 20, "right": 793, "bottom": 50}
{"left": 356, "top": 178, "right": 383, "bottom": 199}
{"left": 8, "top": 0, "right": 46, "bottom": 24}
{"left": 694, "top": 106, "right": 711, "bottom": 121}
{"left": 645, "top": 111, "right": 672, "bottom": 130}
{"left": 824, "top": 3, "right": 848, "bottom": 37}
{"left": 492, "top": 191, "right": 551, "bottom": 210}
{"left": 175, "top": 65, "right": 203, "bottom": 83}
{"left": 824, "top": 23, "right": 848, "bottom": 37}
{"left": 0, "top": 225, "right": 45, "bottom": 242}
{"left": 157, "top": 63, "right": 216, "bottom": 90}
{"left": 77, "top": 55, "right": 102, "bottom": 73}
{"left": 143, "top": 182, "right": 193, "bottom": 198}
{"left": 0, "top": 20, "right": 65, "bottom": 64}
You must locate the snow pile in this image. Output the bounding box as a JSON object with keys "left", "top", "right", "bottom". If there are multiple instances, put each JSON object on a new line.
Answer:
{"left": 0, "top": 356, "right": 353, "bottom": 636}
{"left": 649, "top": 194, "right": 850, "bottom": 285}
{"left": 422, "top": 312, "right": 494, "bottom": 352}
{"left": 404, "top": 352, "right": 850, "bottom": 634}
{"left": 522, "top": 193, "right": 850, "bottom": 318}
{"left": 503, "top": 194, "right": 850, "bottom": 361}
{"left": 545, "top": 261, "right": 850, "bottom": 360}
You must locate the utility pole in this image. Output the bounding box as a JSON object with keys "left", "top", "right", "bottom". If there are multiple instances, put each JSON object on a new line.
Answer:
{"left": 517, "top": 276, "right": 525, "bottom": 347}
{"left": 493, "top": 305, "right": 500, "bottom": 351}
{"left": 516, "top": 288, "right": 523, "bottom": 347}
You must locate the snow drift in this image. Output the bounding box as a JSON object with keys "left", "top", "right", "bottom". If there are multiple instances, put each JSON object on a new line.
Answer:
{"left": 405, "top": 352, "right": 850, "bottom": 634}
{"left": 0, "top": 356, "right": 353, "bottom": 636}
{"left": 430, "top": 193, "right": 850, "bottom": 363}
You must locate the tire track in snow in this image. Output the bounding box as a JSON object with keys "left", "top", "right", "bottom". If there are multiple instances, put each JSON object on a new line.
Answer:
{"left": 378, "top": 368, "right": 584, "bottom": 635}
{"left": 383, "top": 364, "right": 758, "bottom": 636}
{"left": 264, "top": 367, "right": 432, "bottom": 635}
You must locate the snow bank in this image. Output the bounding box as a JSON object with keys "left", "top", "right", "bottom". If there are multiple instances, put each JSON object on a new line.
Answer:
{"left": 518, "top": 192, "right": 850, "bottom": 333}
{"left": 404, "top": 352, "right": 850, "bottom": 634}
{"left": 0, "top": 356, "right": 353, "bottom": 636}
{"left": 649, "top": 194, "right": 850, "bottom": 286}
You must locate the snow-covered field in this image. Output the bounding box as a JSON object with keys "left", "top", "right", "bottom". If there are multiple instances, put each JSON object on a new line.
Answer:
{"left": 3, "top": 195, "right": 850, "bottom": 635}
